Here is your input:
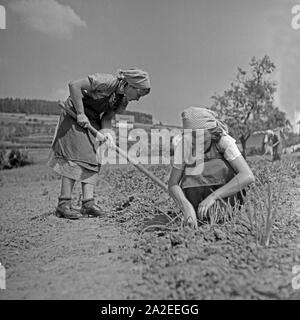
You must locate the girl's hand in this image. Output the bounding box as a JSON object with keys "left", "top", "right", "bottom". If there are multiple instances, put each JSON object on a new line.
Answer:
{"left": 77, "top": 113, "right": 90, "bottom": 128}
{"left": 95, "top": 132, "right": 106, "bottom": 143}
{"left": 103, "top": 132, "right": 115, "bottom": 149}
{"left": 197, "top": 194, "right": 217, "bottom": 220}
{"left": 184, "top": 214, "right": 198, "bottom": 229}
{"left": 182, "top": 203, "right": 198, "bottom": 229}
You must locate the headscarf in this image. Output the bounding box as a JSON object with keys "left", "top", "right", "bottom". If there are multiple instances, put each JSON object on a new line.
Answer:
{"left": 181, "top": 106, "right": 228, "bottom": 133}
{"left": 118, "top": 68, "right": 151, "bottom": 91}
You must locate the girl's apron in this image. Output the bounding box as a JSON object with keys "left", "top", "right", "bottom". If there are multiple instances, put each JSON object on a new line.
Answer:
{"left": 181, "top": 141, "right": 236, "bottom": 189}
{"left": 51, "top": 93, "right": 120, "bottom": 171}
{"left": 181, "top": 141, "right": 245, "bottom": 209}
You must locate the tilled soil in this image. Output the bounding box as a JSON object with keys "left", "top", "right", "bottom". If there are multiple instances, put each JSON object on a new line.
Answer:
{"left": 0, "top": 154, "right": 299, "bottom": 300}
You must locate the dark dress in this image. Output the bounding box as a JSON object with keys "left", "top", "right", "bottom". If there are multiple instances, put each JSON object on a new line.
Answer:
{"left": 272, "top": 134, "right": 281, "bottom": 161}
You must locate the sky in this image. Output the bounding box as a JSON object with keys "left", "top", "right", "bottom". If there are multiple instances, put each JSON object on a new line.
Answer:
{"left": 0, "top": 0, "right": 300, "bottom": 129}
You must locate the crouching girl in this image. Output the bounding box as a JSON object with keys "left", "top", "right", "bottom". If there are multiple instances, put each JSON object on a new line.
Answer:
{"left": 168, "top": 107, "right": 255, "bottom": 228}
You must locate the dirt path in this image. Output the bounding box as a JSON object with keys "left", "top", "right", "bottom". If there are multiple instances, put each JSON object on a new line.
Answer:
{"left": 0, "top": 164, "right": 145, "bottom": 299}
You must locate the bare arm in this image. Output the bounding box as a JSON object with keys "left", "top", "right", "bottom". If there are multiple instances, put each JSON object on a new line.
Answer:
{"left": 68, "top": 78, "right": 91, "bottom": 128}
{"left": 198, "top": 155, "right": 255, "bottom": 218}
{"left": 68, "top": 78, "right": 90, "bottom": 115}
{"left": 213, "top": 155, "right": 255, "bottom": 199}
{"left": 168, "top": 167, "right": 198, "bottom": 228}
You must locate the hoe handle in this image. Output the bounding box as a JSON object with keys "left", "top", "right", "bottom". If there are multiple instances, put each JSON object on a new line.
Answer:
{"left": 58, "top": 102, "right": 168, "bottom": 193}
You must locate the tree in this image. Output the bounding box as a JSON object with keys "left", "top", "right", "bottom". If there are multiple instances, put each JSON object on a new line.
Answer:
{"left": 211, "top": 55, "right": 288, "bottom": 157}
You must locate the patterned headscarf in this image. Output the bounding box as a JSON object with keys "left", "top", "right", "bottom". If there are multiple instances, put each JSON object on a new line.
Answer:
{"left": 118, "top": 68, "right": 151, "bottom": 91}
{"left": 181, "top": 106, "right": 228, "bottom": 133}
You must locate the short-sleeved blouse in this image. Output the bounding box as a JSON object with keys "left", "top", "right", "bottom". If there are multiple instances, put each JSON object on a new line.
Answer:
{"left": 173, "top": 134, "right": 241, "bottom": 170}
{"left": 84, "top": 73, "right": 128, "bottom": 114}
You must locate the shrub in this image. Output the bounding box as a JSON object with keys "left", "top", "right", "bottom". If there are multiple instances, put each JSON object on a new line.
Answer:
{"left": 9, "top": 149, "right": 31, "bottom": 168}
{"left": 0, "top": 148, "right": 32, "bottom": 170}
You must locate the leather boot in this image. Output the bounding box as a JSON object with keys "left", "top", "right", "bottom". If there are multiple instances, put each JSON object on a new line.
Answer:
{"left": 80, "top": 198, "right": 106, "bottom": 218}
{"left": 55, "top": 197, "right": 82, "bottom": 220}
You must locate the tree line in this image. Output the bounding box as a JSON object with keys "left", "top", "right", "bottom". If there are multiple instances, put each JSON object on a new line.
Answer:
{"left": 0, "top": 98, "right": 61, "bottom": 115}
{"left": 0, "top": 98, "right": 153, "bottom": 124}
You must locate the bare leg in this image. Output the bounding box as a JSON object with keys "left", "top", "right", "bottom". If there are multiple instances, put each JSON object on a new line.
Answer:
{"left": 81, "top": 182, "right": 94, "bottom": 201}
{"left": 60, "top": 176, "right": 75, "bottom": 198}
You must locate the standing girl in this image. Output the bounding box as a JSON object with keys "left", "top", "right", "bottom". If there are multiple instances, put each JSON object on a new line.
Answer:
{"left": 48, "top": 68, "right": 151, "bottom": 219}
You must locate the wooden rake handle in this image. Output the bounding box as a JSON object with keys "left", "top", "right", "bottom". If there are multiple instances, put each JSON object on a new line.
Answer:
{"left": 58, "top": 102, "right": 169, "bottom": 193}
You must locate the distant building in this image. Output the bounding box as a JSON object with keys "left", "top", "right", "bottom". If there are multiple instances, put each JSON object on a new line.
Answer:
{"left": 123, "top": 110, "right": 153, "bottom": 124}
{"left": 246, "top": 127, "right": 289, "bottom": 155}
{"left": 112, "top": 110, "right": 153, "bottom": 129}
{"left": 115, "top": 114, "right": 135, "bottom": 123}
{"left": 113, "top": 114, "right": 135, "bottom": 129}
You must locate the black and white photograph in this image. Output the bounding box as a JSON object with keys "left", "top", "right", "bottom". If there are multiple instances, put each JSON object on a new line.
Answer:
{"left": 0, "top": 0, "right": 300, "bottom": 303}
